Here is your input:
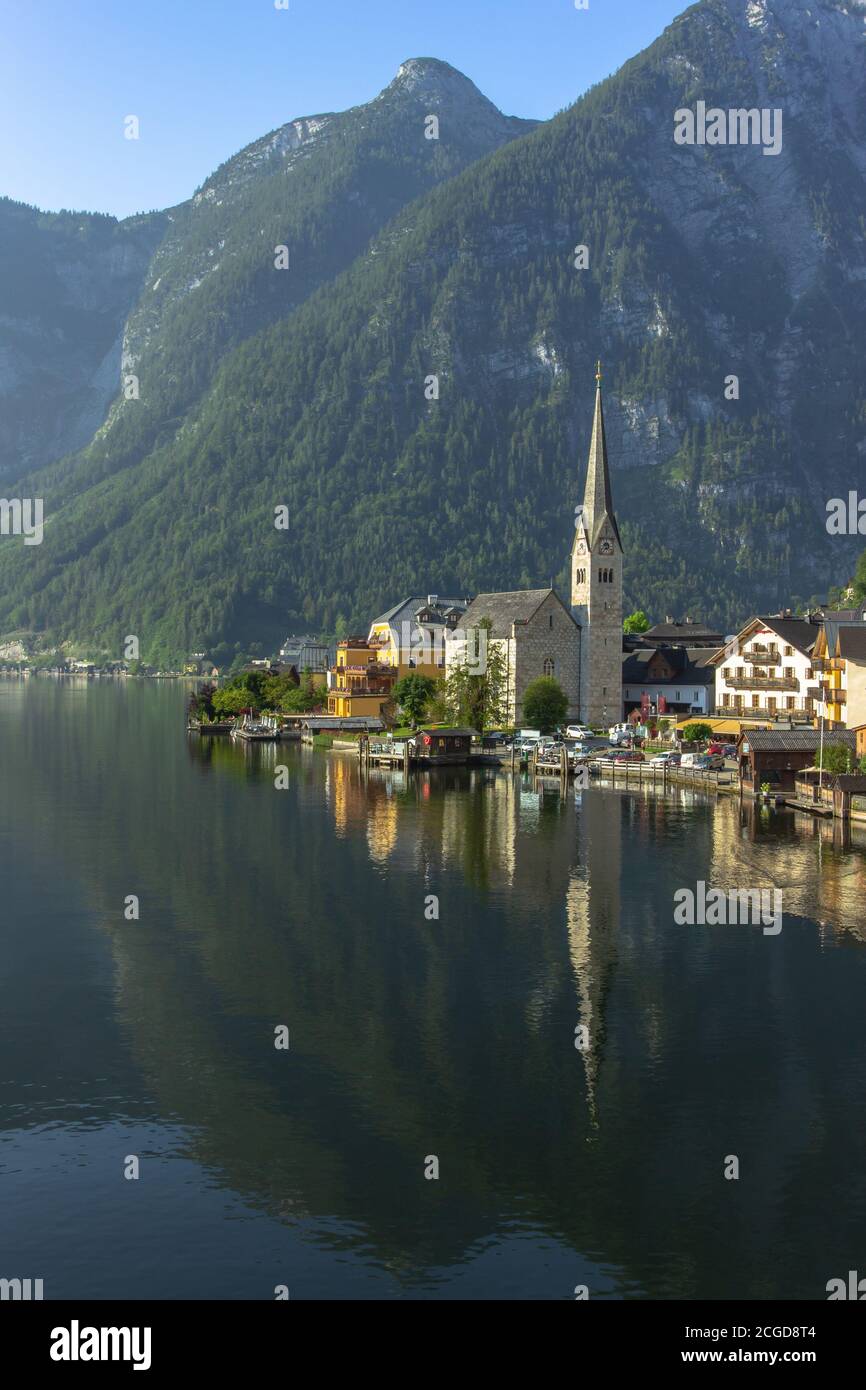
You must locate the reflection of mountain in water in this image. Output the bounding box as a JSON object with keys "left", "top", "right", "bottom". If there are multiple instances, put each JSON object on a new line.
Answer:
{"left": 3, "top": 680, "right": 866, "bottom": 1297}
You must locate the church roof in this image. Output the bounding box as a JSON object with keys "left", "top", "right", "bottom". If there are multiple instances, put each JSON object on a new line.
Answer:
{"left": 460, "top": 588, "right": 575, "bottom": 638}
{"left": 579, "top": 374, "right": 622, "bottom": 552}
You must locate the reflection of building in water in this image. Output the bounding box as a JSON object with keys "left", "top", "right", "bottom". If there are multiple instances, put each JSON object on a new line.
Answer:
{"left": 328, "top": 755, "right": 353, "bottom": 837}
{"left": 438, "top": 773, "right": 520, "bottom": 887}
{"left": 713, "top": 798, "right": 866, "bottom": 945}
{"left": 367, "top": 793, "right": 399, "bottom": 864}
{"left": 328, "top": 754, "right": 406, "bottom": 849}
{"left": 566, "top": 790, "right": 622, "bottom": 1125}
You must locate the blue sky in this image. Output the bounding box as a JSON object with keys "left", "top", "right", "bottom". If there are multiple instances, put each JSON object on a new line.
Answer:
{"left": 0, "top": 0, "right": 687, "bottom": 218}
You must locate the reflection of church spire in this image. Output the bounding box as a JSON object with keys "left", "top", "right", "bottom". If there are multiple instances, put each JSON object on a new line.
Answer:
{"left": 566, "top": 870, "right": 602, "bottom": 1125}
{"left": 565, "top": 795, "right": 622, "bottom": 1127}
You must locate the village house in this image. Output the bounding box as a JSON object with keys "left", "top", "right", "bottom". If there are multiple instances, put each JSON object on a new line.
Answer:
{"left": 410, "top": 727, "right": 476, "bottom": 764}
{"left": 326, "top": 636, "right": 397, "bottom": 719}
{"left": 709, "top": 616, "right": 820, "bottom": 722}
{"left": 367, "top": 594, "right": 467, "bottom": 677}
{"left": 811, "top": 620, "right": 866, "bottom": 731}
{"left": 739, "top": 728, "right": 858, "bottom": 795}
{"left": 621, "top": 646, "right": 715, "bottom": 719}
{"left": 278, "top": 634, "right": 330, "bottom": 672}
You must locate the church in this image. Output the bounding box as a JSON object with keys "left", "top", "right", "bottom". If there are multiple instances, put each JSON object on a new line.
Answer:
{"left": 446, "top": 364, "right": 623, "bottom": 726}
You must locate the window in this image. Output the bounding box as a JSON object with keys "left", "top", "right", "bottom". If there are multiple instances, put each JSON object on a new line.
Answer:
{"left": 543, "top": 658, "right": 555, "bottom": 677}
{"left": 785, "top": 646, "right": 793, "bottom": 657}
{"left": 549, "top": 613, "right": 554, "bottom": 629}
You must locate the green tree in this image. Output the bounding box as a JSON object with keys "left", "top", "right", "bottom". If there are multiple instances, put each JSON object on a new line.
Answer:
{"left": 392, "top": 673, "right": 437, "bottom": 728}
{"left": 859, "top": 755, "right": 866, "bottom": 775}
{"left": 521, "top": 675, "right": 568, "bottom": 733}
{"left": 682, "top": 722, "right": 713, "bottom": 744}
{"left": 853, "top": 549, "right": 866, "bottom": 604}
{"left": 816, "top": 742, "right": 854, "bottom": 774}
{"left": 212, "top": 671, "right": 268, "bottom": 715}
{"left": 443, "top": 619, "right": 507, "bottom": 733}
{"left": 623, "top": 610, "right": 650, "bottom": 634}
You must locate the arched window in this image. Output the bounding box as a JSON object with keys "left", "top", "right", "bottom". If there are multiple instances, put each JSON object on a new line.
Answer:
{"left": 543, "top": 657, "right": 555, "bottom": 677}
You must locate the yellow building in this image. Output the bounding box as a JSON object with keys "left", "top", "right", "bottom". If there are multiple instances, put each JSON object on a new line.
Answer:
{"left": 327, "top": 637, "right": 397, "bottom": 719}
{"left": 812, "top": 623, "right": 866, "bottom": 730}
{"left": 367, "top": 594, "right": 467, "bottom": 679}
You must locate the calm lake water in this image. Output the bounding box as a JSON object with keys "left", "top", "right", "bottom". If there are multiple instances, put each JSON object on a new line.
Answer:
{"left": 2, "top": 678, "right": 866, "bottom": 1301}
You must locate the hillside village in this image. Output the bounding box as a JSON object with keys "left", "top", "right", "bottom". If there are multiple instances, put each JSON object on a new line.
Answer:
{"left": 6, "top": 367, "right": 866, "bottom": 794}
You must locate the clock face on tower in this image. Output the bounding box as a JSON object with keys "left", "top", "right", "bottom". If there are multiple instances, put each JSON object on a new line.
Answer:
{"left": 599, "top": 538, "right": 614, "bottom": 556}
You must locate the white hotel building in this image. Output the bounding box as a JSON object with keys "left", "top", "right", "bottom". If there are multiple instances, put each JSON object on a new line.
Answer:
{"left": 710, "top": 617, "right": 820, "bottom": 722}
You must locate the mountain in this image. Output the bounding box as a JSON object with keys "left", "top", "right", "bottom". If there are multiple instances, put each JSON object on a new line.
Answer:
{"left": 0, "top": 59, "right": 534, "bottom": 489}
{"left": 2, "top": 0, "right": 866, "bottom": 664}
{"left": 0, "top": 200, "right": 165, "bottom": 479}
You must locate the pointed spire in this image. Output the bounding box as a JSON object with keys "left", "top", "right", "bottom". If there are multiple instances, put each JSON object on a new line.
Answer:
{"left": 580, "top": 362, "right": 622, "bottom": 551}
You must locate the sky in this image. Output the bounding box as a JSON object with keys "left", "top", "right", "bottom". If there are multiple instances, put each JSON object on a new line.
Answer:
{"left": 0, "top": 0, "right": 687, "bottom": 219}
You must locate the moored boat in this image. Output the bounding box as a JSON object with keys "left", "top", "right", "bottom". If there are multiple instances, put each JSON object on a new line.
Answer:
{"left": 231, "top": 714, "right": 280, "bottom": 742}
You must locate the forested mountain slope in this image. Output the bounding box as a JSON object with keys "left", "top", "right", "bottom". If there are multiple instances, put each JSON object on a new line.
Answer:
{"left": 2, "top": 0, "right": 865, "bottom": 663}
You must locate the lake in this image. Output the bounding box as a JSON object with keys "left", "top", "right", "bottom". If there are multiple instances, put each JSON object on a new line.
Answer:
{"left": 1, "top": 677, "right": 865, "bottom": 1300}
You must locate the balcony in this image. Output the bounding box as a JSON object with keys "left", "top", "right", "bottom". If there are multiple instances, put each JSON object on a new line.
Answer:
{"left": 714, "top": 706, "right": 813, "bottom": 722}
{"left": 725, "top": 675, "right": 799, "bottom": 692}
{"left": 331, "top": 682, "right": 392, "bottom": 697}
{"left": 747, "top": 647, "right": 780, "bottom": 663}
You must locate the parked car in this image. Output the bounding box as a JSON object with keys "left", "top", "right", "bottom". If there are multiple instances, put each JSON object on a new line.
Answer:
{"left": 650, "top": 751, "right": 681, "bottom": 766}
{"left": 566, "top": 724, "right": 594, "bottom": 740}
{"left": 680, "top": 751, "right": 704, "bottom": 768}
{"left": 613, "top": 750, "right": 645, "bottom": 764}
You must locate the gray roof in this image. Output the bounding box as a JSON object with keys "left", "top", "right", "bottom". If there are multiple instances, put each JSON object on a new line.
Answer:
{"left": 745, "top": 729, "right": 857, "bottom": 752}
{"left": 642, "top": 621, "right": 722, "bottom": 642}
{"left": 460, "top": 588, "right": 575, "bottom": 638}
{"left": 371, "top": 595, "right": 467, "bottom": 628}
{"left": 833, "top": 624, "right": 866, "bottom": 662}
{"left": 757, "top": 617, "right": 818, "bottom": 656}
{"left": 622, "top": 647, "right": 715, "bottom": 685}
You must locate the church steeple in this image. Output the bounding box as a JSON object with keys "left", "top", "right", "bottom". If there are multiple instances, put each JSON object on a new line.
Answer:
{"left": 570, "top": 361, "right": 624, "bottom": 726}
{"left": 580, "top": 362, "right": 622, "bottom": 552}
